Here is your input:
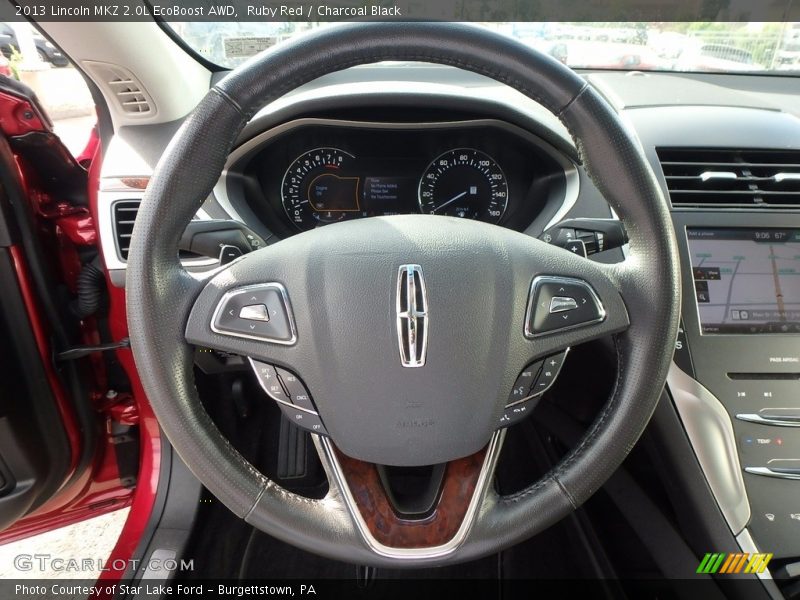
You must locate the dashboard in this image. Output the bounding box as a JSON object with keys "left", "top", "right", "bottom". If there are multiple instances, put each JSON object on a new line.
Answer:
{"left": 219, "top": 118, "right": 577, "bottom": 239}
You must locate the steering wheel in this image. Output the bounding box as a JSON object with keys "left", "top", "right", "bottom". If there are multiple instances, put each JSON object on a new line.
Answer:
{"left": 126, "top": 22, "right": 680, "bottom": 566}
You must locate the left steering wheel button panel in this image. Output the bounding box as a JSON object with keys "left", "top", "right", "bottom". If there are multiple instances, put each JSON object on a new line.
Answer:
{"left": 249, "top": 359, "right": 328, "bottom": 436}
{"left": 212, "top": 283, "right": 296, "bottom": 344}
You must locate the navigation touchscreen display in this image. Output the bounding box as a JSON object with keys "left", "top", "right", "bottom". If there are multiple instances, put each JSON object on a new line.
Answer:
{"left": 687, "top": 228, "right": 800, "bottom": 334}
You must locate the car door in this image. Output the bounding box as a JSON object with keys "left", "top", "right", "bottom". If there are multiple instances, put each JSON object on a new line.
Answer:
{"left": 0, "top": 74, "right": 135, "bottom": 543}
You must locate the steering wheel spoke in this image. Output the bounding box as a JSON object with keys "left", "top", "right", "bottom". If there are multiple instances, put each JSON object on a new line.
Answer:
{"left": 313, "top": 430, "right": 506, "bottom": 558}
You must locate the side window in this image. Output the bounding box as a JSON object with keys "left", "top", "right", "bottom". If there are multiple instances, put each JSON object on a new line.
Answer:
{"left": 0, "top": 22, "right": 96, "bottom": 158}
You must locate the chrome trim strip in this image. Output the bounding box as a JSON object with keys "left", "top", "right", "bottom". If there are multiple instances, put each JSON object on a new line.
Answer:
{"left": 775, "top": 172, "right": 800, "bottom": 183}
{"left": 314, "top": 430, "right": 505, "bottom": 560}
{"left": 736, "top": 529, "right": 783, "bottom": 599}
{"left": 699, "top": 171, "right": 738, "bottom": 182}
{"left": 745, "top": 466, "right": 800, "bottom": 480}
{"left": 210, "top": 283, "right": 298, "bottom": 346}
{"left": 181, "top": 256, "right": 220, "bottom": 268}
{"left": 523, "top": 276, "right": 606, "bottom": 339}
{"left": 667, "top": 363, "right": 751, "bottom": 534}
{"left": 768, "top": 458, "right": 800, "bottom": 465}
{"left": 214, "top": 117, "right": 580, "bottom": 232}
{"left": 736, "top": 413, "right": 800, "bottom": 427}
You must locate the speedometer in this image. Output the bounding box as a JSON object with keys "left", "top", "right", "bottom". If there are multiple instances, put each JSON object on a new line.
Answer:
{"left": 282, "top": 147, "right": 360, "bottom": 231}
{"left": 418, "top": 148, "right": 508, "bottom": 223}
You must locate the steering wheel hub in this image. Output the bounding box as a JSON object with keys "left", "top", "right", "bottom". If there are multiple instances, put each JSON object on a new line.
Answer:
{"left": 186, "top": 215, "right": 629, "bottom": 465}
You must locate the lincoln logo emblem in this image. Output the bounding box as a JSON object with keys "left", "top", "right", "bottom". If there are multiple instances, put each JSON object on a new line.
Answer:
{"left": 396, "top": 264, "right": 429, "bottom": 368}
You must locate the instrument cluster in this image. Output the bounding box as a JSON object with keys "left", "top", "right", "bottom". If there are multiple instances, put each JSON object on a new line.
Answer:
{"left": 231, "top": 119, "right": 575, "bottom": 237}
{"left": 282, "top": 146, "right": 509, "bottom": 230}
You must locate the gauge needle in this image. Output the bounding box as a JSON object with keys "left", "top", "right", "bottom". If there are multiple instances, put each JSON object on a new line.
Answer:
{"left": 432, "top": 191, "right": 467, "bottom": 213}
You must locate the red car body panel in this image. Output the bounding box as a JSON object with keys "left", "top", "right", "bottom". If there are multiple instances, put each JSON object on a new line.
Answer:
{"left": 90, "top": 151, "right": 161, "bottom": 588}
{"left": 0, "top": 88, "right": 158, "bottom": 554}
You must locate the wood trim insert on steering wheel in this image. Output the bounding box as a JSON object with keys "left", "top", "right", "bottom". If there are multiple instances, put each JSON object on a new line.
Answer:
{"left": 332, "top": 444, "right": 488, "bottom": 549}
{"left": 100, "top": 176, "right": 150, "bottom": 192}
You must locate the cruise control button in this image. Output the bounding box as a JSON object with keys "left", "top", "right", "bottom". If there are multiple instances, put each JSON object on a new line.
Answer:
{"left": 277, "top": 402, "right": 328, "bottom": 436}
{"left": 276, "top": 367, "right": 316, "bottom": 412}
{"left": 531, "top": 351, "right": 568, "bottom": 396}
{"left": 219, "top": 244, "right": 244, "bottom": 265}
{"left": 250, "top": 360, "right": 290, "bottom": 402}
{"left": 507, "top": 361, "right": 542, "bottom": 406}
{"left": 213, "top": 284, "right": 296, "bottom": 343}
{"left": 525, "top": 277, "right": 604, "bottom": 336}
{"left": 564, "top": 239, "right": 587, "bottom": 257}
{"left": 553, "top": 228, "right": 576, "bottom": 245}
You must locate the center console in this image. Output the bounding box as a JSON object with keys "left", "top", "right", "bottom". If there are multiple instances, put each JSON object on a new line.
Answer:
{"left": 671, "top": 211, "right": 800, "bottom": 559}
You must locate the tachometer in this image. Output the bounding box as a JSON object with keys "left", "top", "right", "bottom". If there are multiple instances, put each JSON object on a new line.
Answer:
{"left": 418, "top": 148, "right": 508, "bottom": 223}
{"left": 282, "top": 148, "right": 360, "bottom": 231}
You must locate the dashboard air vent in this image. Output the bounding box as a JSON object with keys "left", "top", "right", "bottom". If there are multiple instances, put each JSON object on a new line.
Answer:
{"left": 83, "top": 61, "right": 154, "bottom": 116}
{"left": 657, "top": 148, "right": 800, "bottom": 209}
{"left": 112, "top": 200, "right": 139, "bottom": 260}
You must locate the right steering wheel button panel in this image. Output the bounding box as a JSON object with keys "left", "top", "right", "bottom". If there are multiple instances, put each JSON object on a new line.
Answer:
{"left": 526, "top": 276, "right": 605, "bottom": 336}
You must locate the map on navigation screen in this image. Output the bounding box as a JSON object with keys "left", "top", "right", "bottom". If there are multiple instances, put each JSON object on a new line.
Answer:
{"left": 687, "top": 228, "right": 800, "bottom": 334}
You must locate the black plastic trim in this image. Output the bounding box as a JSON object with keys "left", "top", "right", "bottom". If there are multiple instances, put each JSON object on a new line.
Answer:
{"left": 146, "top": 2, "right": 225, "bottom": 74}
{"left": 119, "top": 433, "right": 202, "bottom": 591}
{"left": 0, "top": 249, "right": 71, "bottom": 528}
{"left": 0, "top": 132, "right": 98, "bottom": 490}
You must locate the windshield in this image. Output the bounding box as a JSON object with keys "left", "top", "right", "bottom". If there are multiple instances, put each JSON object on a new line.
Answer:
{"left": 169, "top": 22, "right": 800, "bottom": 74}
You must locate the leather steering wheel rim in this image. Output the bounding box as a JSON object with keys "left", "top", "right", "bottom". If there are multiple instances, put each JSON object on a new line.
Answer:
{"left": 126, "top": 22, "right": 680, "bottom": 567}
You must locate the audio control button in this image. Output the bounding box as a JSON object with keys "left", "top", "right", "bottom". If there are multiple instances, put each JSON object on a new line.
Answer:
{"left": 530, "top": 351, "right": 568, "bottom": 396}
{"left": 507, "top": 362, "right": 542, "bottom": 406}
